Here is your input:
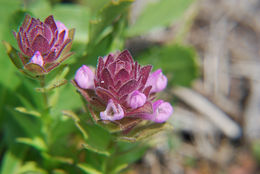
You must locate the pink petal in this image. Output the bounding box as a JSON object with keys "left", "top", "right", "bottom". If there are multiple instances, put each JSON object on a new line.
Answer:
{"left": 146, "top": 69, "right": 168, "bottom": 93}
{"left": 100, "top": 99, "right": 124, "bottom": 121}
{"left": 29, "top": 51, "right": 44, "bottom": 66}
{"left": 141, "top": 100, "right": 173, "bottom": 123}
{"left": 55, "top": 21, "right": 68, "bottom": 40}
{"left": 75, "top": 65, "right": 95, "bottom": 89}
{"left": 127, "top": 90, "right": 147, "bottom": 109}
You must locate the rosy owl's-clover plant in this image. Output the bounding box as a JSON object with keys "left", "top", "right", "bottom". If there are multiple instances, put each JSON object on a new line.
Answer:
{"left": 73, "top": 50, "right": 173, "bottom": 134}
{"left": 4, "top": 14, "right": 74, "bottom": 76}
{"left": 3, "top": 11, "right": 174, "bottom": 173}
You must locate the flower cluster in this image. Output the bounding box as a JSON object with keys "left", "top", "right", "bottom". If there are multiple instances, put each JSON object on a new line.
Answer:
{"left": 13, "top": 15, "right": 74, "bottom": 74}
{"left": 73, "top": 50, "right": 173, "bottom": 130}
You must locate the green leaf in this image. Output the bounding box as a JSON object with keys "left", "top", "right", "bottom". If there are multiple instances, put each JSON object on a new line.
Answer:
{"left": 77, "top": 163, "right": 103, "bottom": 174}
{"left": 65, "top": 111, "right": 113, "bottom": 156}
{"left": 7, "top": 107, "right": 42, "bottom": 138}
{"left": 138, "top": 44, "right": 199, "bottom": 86}
{"left": 16, "top": 137, "right": 47, "bottom": 152}
{"left": 15, "top": 107, "right": 41, "bottom": 118}
{"left": 82, "top": 0, "right": 110, "bottom": 14}
{"left": 252, "top": 140, "right": 260, "bottom": 164}
{"left": 0, "top": 144, "right": 27, "bottom": 174}
{"left": 127, "top": 0, "right": 194, "bottom": 36}
{"left": 0, "top": 0, "right": 22, "bottom": 89}
{"left": 107, "top": 142, "right": 148, "bottom": 173}
{"left": 117, "top": 123, "right": 172, "bottom": 142}
{"left": 88, "top": 0, "right": 133, "bottom": 47}
{"left": 51, "top": 4, "right": 90, "bottom": 43}
{"left": 2, "top": 41, "right": 23, "bottom": 69}
{"left": 9, "top": 9, "right": 29, "bottom": 33}
{"left": 110, "top": 163, "right": 128, "bottom": 174}
{"left": 18, "top": 161, "right": 48, "bottom": 174}
{"left": 25, "top": 0, "right": 52, "bottom": 18}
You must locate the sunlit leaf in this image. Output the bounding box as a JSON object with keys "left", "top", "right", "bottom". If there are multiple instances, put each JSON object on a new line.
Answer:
{"left": 15, "top": 107, "right": 41, "bottom": 118}
{"left": 127, "top": 0, "right": 194, "bottom": 36}
{"left": 16, "top": 137, "right": 47, "bottom": 152}
{"left": 0, "top": 144, "right": 27, "bottom": 174}
{"left": 77, "top": 163, "right": 103, "bottom": 174}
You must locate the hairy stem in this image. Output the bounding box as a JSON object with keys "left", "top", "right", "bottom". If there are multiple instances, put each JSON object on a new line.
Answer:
{"left": 39, "top": 75, "right": 48, "bottom": 108}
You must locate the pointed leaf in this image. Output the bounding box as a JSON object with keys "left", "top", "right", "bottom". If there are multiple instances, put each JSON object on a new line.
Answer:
{"left": 2, "top": 41, "right": 24, "bottom": 69}
{"left": 77, "top": 163, "right": 102, "bottom": 174}
{"left": 117, "top": 123, "right": 173, "bottom": 142}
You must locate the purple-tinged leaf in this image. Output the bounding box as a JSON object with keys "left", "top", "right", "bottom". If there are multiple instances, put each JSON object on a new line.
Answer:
{"left": 117, "top": 50, "right": 134, "bottom": 63}
{"left": 44, "top": 15, "right": 57, "bottom": 34}
{"left": 96, "top": 87, "right": 117, "bottom": 102}
{"left": 105, "top": 54, "right": 114, "bottom": 66}
{"left": 118, "top": 79, "right": 137, "bottom": 96}
{"left": 24, "top": 63, "right": 46, "bottom": 74}
{"left": 32, "top": 35, "right": 50, "bottom": 54}
{"left": 100, "top": 68, "right": 114, "bottom": 88}
{"left": 97, "top": 57, "right": 104, "bottom": 79}
{"left": 114, "top": 69, "right": 129, "bottom": 84}
{"left": 21, "top": 15, "right": 31, "bottom": 30}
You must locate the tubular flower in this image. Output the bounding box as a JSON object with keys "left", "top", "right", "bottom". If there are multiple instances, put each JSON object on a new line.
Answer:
{"left": 13, "top": 14, "right": 74, "bottom": 75}
{"left": 72, "top": 50, "right": 173, "bottom": 130}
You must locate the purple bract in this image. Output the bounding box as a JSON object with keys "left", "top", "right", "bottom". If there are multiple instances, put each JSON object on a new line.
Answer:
{"left": 73, "top": 50, "right": 173, "bottom": 129}
{"left": 14, "top": 15, "right": 74, "bottom": 74}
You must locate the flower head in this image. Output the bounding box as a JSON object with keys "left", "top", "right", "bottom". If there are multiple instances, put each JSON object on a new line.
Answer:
{"left": 13, "top": 15, "right": 74, "bottom": 75}
{"left": 72, "top": 50, "right": 173, "bottom": 131}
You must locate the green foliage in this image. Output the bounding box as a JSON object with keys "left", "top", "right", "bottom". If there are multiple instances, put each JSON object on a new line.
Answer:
{"left": 138, "top": 44, "right": 199, "bottom": 86}
{"left": 86, "top": 0, "right": 133, "bottom": 62}
{"left": 252, "top": 140, "right": 260, "bottom": 164}
{"left": 0, "top": 0, "right": 199, "bottom": 173}
{"left": 127, "top": 0, "right": 194, "bottom": 36}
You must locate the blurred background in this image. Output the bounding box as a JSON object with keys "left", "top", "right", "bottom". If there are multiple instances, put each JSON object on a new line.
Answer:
{"left": 129, "top": 0, "right": 260, "bottom": 173}
{"left": 0, "top": 0, "right": 260, "bottom": 173}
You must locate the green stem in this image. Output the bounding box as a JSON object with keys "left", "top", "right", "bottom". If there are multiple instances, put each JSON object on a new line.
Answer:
{"left": 39, "top": 75, "right": 48, "bottom": 109}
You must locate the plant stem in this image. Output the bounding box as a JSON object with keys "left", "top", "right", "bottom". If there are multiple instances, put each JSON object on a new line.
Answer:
{"left": 39, "top": 75, "right": 48, "bottom": 109}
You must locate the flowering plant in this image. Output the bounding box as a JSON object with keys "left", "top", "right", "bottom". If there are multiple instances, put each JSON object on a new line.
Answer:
{"left": 4, "top": 15, "right": 74, "bottom": 76}
{"left": 0, "top": 0, "right": 197, "bottom": 173}
{"left": 73, "top": 50, "right": 173, "bottom": 134}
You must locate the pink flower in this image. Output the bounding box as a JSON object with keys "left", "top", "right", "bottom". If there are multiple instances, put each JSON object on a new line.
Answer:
{"left": 72, "top": 50, "right": 173, "bottom": 129}
{"left": 75, "top": 65, "right": 94, "bottom": 89}
{"left": 127, "top": 90, "right": 147, "bottom": 109}
{"left": 13, "top": 15, "right": 74, "bottom": 74}
{"left": 29, "top": 51, "right": 44, "bottom": 67}
{"left": 100, "top": 99, "right": 124, "bottom": 121}
{"left": 146, "top": 69, "right": 167, "bottom": 93}
{"left": 141, "top": 100, "right": 173, "bottom": 123}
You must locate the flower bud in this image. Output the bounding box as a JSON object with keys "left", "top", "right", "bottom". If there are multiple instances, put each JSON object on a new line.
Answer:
{"left": 146, "top": 69, "right": 167, "bottom": 93}
{"left": 142, "top": 100, "right": 173, "bottom": 123}
{"left": 100, "top": 99, "right": 124, "bottom": 121}
{"left": 29, "top": 51, "right": 44, "bottom": 67}
{"left": 75, "top": 65, "right": 94, "bottom": 89}
{"left": 127, "top": 90, "right": 146, "bottom": 109}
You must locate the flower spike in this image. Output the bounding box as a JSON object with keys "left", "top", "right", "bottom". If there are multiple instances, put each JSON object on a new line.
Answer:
{"left": 73, "top": 50, "right": 173, "bottom": 131}
{"left": 9, "top": 14, "right": 74, "bottom": 75}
